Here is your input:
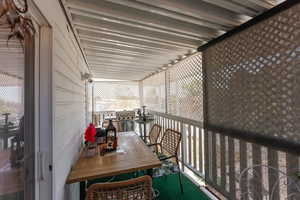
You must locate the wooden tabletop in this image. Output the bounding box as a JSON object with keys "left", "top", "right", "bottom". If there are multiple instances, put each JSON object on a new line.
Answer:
{"left": 66, "top": 132, "right": 161, "bottom": 184}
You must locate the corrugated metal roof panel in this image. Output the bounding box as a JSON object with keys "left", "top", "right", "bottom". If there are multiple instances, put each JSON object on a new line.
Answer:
{"left": 62, "top": 0, "right": 283, "bottom": 80}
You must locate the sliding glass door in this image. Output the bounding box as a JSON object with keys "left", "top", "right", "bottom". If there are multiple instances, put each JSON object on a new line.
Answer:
{"left": 0, "top": 28, "right": 35, "bottom": 199}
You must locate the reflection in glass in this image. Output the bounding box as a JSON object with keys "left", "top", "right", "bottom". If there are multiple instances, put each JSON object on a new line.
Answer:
{"left": 0, "top": 30, "right": 25, "bottom": 199}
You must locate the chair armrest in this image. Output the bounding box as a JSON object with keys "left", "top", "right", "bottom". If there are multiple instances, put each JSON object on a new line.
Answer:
{"left": 159, "top": 155, "right": 175, "bottom": 161}
{"left": 147, "top": 143, "right": 159, "bottom": 147}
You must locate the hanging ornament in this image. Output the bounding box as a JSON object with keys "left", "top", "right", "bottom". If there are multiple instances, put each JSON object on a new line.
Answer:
{"left": 0, "top": 0, "right": 35, "bottom": 48}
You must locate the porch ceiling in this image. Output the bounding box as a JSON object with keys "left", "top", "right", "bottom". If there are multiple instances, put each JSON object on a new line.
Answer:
{"left": 62, "top": 0, "right": 280, "bottom": 81}
{"left": 0, "top": 27, "right": 24, "bottom": 86}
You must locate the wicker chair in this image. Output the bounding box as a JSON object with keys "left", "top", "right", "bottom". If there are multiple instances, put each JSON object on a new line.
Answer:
{"left": 87, "top": 176, "right": 153, "bottom": 200}
{"left": 150, "top": 129, "right": 183, "bottom": 193}
{"left": 147, "top": 124, "right": 162, "bottom": 145}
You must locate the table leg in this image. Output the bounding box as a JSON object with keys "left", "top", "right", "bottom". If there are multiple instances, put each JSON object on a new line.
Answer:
{"left": 147, "top": 169, "right": 153, "bottom": 177}
{"left": 138, "top": 123, "right": 142, "bottom": 138}
{"left": 143, "top": 123, "right": 146, "bottom": 143}
{"left": 80, "top": 181, "right": 86, "bottom": 200}
{"left": 4, "top": 136, "right": 8, "bottom": 149}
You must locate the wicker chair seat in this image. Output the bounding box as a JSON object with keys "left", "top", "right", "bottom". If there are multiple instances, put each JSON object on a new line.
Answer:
{"left": 87, "top": 176, "right": 153, "bottom": 200}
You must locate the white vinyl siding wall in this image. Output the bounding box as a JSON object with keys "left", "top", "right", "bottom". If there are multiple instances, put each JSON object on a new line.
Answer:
{"left": 53, "top": 28, "right": 86, "bottom": 200}
{"left": 33, "top": 0, "right": 89, "bottom": 199}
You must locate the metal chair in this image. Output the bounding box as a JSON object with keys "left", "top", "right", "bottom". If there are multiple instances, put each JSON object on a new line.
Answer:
{"left": 87, "top": 175, "right": 153, "bottom": 200}
{"left": 150, "top": 128, "right": 183, "bottom": 193}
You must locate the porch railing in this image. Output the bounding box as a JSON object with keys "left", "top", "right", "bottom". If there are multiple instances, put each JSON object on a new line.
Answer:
{"left": 149, "top": 110, "right": 300, "bottom": 200}
{"left": 93, "top": 110, "right": 300, "bottom": 199}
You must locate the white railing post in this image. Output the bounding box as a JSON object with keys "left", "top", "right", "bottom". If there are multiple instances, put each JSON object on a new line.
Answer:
{"left": 164, "top": 70, "right": 167, "bottom": 114}
{"left": 180, "top": 122, "right": 186, "bottom": 171}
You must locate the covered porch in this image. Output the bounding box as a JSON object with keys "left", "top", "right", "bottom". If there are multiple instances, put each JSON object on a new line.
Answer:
{"left": 77, "top": 0, "right": 299, "bottom": 198}
{"left": 0, "top": 0, "right": 299, "bottom": 199}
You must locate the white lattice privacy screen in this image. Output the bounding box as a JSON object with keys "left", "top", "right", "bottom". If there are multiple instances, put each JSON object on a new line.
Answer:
{"left": 203, "top": 3, "right": 300, "bottom": 145}
{"left": 142, "top": 53, "right": 203, "bottom": 121}
{"left": 142, "top": 72, "right": 166, "bottom": 112}
{"left": 93, "top": 81, "right": 140, "bottom": 111}
{"left": 167, "top": 53, "right": 203, "bottom": 121}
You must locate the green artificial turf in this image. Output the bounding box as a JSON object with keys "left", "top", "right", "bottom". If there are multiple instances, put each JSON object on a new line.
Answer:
{"left": 88, "top": 172, "right": 211, "bottom": 200}
{"left": 153, "top": 173, "right": 211, "bottom": 200}
{"left": 0, "top": 173, "right": 210, "bottom": 200}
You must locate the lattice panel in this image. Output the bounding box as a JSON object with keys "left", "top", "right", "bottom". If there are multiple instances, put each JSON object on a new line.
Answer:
{"left": 142, "top": 72, "right": 166, "bottom": 112}
{"left": 203, "top": 3, "right": 300, "bottom": 143}
{"left": 167, "top": 53, "right": 203, "bottom": 121}
{"left": 93, "top": 81, "right": 140, "bottom": 111}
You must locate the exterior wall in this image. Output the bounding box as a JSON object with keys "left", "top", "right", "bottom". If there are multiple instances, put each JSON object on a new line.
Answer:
{"left": 52, "top": 28, "right": 86, "bottom": 200}
{"left": 32, "top": 0, "right": 89, "bottom": 199}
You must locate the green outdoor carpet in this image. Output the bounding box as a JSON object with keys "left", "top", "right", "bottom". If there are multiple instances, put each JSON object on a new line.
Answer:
{"left": 153, "top": 173, "right": 211, "bottom": 200}
{"left": 88, "top": 173, "right": 211, "bottom": 200}
{"left": 0, "top": 173, "right": 210, "bottom": 200}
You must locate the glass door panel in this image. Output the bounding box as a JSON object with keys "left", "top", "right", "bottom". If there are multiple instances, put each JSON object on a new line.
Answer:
{"left": 0, "top": 28, "right": 34, "bottom": 199}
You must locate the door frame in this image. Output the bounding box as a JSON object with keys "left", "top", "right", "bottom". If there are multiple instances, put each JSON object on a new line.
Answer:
{"left": 28, "top": 1, "right": 53, "bottom": 199}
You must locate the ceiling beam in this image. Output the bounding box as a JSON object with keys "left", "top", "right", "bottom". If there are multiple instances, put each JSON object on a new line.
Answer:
{"left": 81, "top": 40, "right": 183, "bottom": 58}
{"left": 84, "top": 45, "right": 151, "bottom": 57}
{"left": 246, "top": 0, "right": 275, "bottom": 9}
{"left": 76, "top": 25, "right": 196, "bottom": 49}
{"left": 87, "top": 57, "right": 166, "bottom": 66}
{"left": 67, "top": 0, "right": 219, "bottom": 39}
{"left": 92, "top": 71, "right": 148, "bottom": 77}
{"left": 104, "top": 0, "right": 230, "bottom": 31}
{"left": 135, "top": 0, "right": 245, "bottom": 26}
{"left": 76, "top": 29, "right": 190, "bottom": 52}
{"left": 89, "top": 62, "right": 159, "bottom": 70}
{"left": 92, "top": 74, "right": 143, "bottom": 81}
{"left": 88, "top": 61, "right": 158, "bottom": 69}
{"left": 87, "top": 58, "right": 160, "bottom": 66}
{"left": 70, "top": 9, "right": 207, "bottom": 41}
{"left": 92, "top": 72, "right": 148, "bottom": 76}
{"left": 91, "top": 68, "right": 153, "bottom": 73}
{"left": 90, "top": 65, "right": 156, "bottom": 71}
{"left": 72, "top": 15, "right": 201, "bottom": 47}
{"left": 84, "top": 51, "right": 172, "bottom": 62}
{"left": 90, "top": 67, "right": 157, "bottom": 74}
{"left": 79, "top": 35, "right": 187, "bottom": 53}
{"left": 202, "top": 0, "right": 258, "bottom": 17}
{"left": 230, "top": 0, "right": 271, "bottom": 12}
{"left": 91, "top": 67, "right": 152, "bottom": 72}
{"left": 92, "top": 74, "right": 147, "bottom": 79}
{"left": 84, "top": 49, "right": 183, "bottom": 61}
{"left": 92, "top": 70, "right": 148, "bottom": 74}
{"left": 75, "top": 25, "right": 195, "bottom": 49}
{"left": 88, "top": 61, "right": 163, "bottom": 68}
{"left": 82, "top": 42, "right": 183, "bottom": 59}
{"left": 84, "top": 46, "right": 156, "bottom": 58}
